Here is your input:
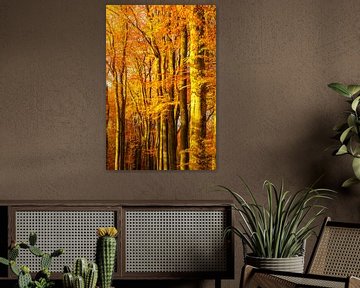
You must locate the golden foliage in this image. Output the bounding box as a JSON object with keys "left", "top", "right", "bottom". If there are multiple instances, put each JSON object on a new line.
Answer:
{"left": 106, "top": 5, "right": 216, "bottom": 170}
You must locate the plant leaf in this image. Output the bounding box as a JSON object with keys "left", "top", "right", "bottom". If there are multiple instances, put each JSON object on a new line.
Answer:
{"left": 0, "top": 257, "right": 9, "bottom": 266}
{"left": 347, "top": 114, "right": 356, "bottom": 129}
{"left": 347, "top": 85, "right": 360, "bottom": 97}
{"left": 221, "top": 179, "right": 335, "bottom": 258}
{"left": 336, "top": 145, "right": 348, "bottom": 155}
{"left": 340, "top": 126, "right": 353, "bottom": 143}
{"left": 349, "top": 135, "right": 360, "bottom": 157}
{"left": 333, "top": 122, "right": 348, "bottom": 132}
{"left": 342, "top": 177, "right": 360, "bottom": 188}
{"left": 328, "top": 83, "right": 351, "bottom": 97}
{"left": 352, "top": 96, "right": 360, "bottom": 111}
{"left": 352, "top": 157, "right": 360, "bottom": 179}
{"left": 10, "top": 261, "right": 20, "bottom": 276}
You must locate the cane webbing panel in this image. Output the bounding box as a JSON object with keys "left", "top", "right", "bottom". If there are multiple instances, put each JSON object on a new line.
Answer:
{"left": 277, "top": 275, "right": 345, "bottom": 288}
{"left": 15, "top": 211, "right": 115, "bottom": 272}
{"left": 125, "top": 210, "right": 227, "bottom": 273}
{"left": 248, "top": 273, "right": 297, "bottom": 288}
{"left": 309, "top": 226, "right": 360, "bottom": 277}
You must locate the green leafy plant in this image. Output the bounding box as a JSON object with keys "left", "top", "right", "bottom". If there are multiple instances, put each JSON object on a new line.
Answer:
{"left": 0, "top": 232, "right": 63, "bottom": 288}
{"left": 32, "top": 278, "right": 54, "bottom": 288}
{"left": 221, "top": 179, "right": 334, "bottom": 258}
{"left": 328, "top": 82, "right": 360, "bottom": 187}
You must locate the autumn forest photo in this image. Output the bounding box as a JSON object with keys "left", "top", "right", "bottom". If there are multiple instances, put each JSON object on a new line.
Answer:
{"left": 106, "top": 5, "right": 216, "bottom": 170}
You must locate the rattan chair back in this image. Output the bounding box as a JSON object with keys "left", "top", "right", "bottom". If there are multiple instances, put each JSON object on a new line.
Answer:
{"left": 307, "top": 217, "right": 360, "bottom": 278}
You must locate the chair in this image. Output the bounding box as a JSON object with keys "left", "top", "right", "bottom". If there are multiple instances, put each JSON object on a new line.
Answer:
{"left": 241, "top": 217, "right": 360, "bottom": 288}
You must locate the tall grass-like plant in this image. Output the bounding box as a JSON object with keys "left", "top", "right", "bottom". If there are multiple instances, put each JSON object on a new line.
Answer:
{"left": 221, "top": 179, "right": 334, "bottom": 258}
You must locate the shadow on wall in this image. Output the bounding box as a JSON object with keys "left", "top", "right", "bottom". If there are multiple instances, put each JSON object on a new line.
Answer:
{"left": 266, "top": 111, "right": 354, "bottom": 192}
{"left": 263, "top": 110, "right": 360, "bottom": 266}
{"left": 303, "top": 114, "right": 360, "bottom": 222}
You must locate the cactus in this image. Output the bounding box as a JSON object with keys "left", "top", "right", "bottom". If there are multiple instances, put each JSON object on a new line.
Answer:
{"left": 51, "top": 248, "right": 63, "bottom": 258}
{"left": 19, "top": 243, "right": 30, "bottom": 249}
{"left": 64, "top": 265, "right": 72, "bottom": 273}
{"left": 0, "top": 232, "right": 63, "bottom": 288}
{"left": 63, "top": 260, "right": 98, "bottom": 288}
{"left": 29, "top": 232, "right": 37, "bottom": 246}
{"left": 74, "top": 275, "right": 85, "bottom": 288}
{"left": 0, "top": 257, "right": 9, "bottom": 266}
{"left": 63, "top": 272, "right": 74, "bottom": 288}
{"left": 74, "top": 258, "right": 88, "bottom": 279}
{"left": 10, "top": 260, "right": 20, "bottom": 276}
{"left": 41, "top": 253, "right": 52, "bottom": 270}
{"left": 85, "top": 263, "right": 98, "bottom": 288}
{"left": 96, "top": 227, "right": 118, "bottom": 288}
{"left": 29, "top": 246, "right": 44, "bottom": 257}
{"left": 9, "top": 246, "right": 19, "bottom": 260}
{"left": 18, "top": 270, "right": 32, "bottom": 288}
{"left": 35, "top": 268, "right": 50, "bottom": 281}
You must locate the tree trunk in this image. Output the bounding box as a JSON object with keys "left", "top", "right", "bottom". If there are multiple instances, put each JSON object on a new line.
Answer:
{"left": 113, "top": 72, "right": 120, "bottom": 170}
{"left": 106, "top": 85, "right": 111, "bottom": 169}
{"left": 119, "top": 71, "right": 126, "bottom": 170}
{"left": 118, "top": 22, "right": 128, "bottom": 170}
{"left": 167, "top": 48, "right": 177, "bottom": 170}
{"left": 189, "top": 6, "right": 207, "bottom": 170}
{"left": 179, "top": 25, "right": 189, "bottom": 170}
{"left": 162, "top": 114, "right": 168, "bottom": 170}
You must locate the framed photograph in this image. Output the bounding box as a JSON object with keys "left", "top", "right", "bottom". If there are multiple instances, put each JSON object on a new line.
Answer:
{"left": 106, "top": 5, "right": 216, "bottom": 170}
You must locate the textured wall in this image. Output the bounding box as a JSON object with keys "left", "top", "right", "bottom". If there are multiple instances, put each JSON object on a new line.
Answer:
{"left": 1, "top": 0, "right": 360, "bottom": 287}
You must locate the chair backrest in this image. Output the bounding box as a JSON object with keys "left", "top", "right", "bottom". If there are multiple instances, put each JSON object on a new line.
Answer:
{"left": 307, "top": 217, "right": 360, "bottom": 277}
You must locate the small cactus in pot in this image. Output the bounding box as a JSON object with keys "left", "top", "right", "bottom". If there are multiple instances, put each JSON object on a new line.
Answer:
{"left": 62, "top": 259, "right": 98, "bottom": 288}
{"left": 96, "top": 227, "right": 118, "bottom": 288}
{"left": 0, "top": 232, "right": 63, "bottom": 288}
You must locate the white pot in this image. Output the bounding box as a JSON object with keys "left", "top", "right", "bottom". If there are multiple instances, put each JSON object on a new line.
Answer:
{"left": 245, "top": 254, "right": 305, "bottom": 273}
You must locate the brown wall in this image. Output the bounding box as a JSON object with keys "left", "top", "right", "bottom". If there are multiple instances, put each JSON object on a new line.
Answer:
{"left": 1, "top": 0, "right": 360, "bottom": 287}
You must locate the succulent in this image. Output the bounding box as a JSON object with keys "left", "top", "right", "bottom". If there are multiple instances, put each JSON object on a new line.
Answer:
{"left": 62, "top": 259, "right": 98, "bottom": 288}
{"left": 0, "top": 257, "right": 9, "bottom": 266}
{"left": 85, "top": 262, "right": 98, "bottom": 288}
{"left": 74, "top": 258, "right": 87, "bottom": 279}
{"left": 19, "top": 269, "right": 32, "bottom": 288}
{"left": 62, "top": 267, "right": 74, "bottom": 288}
{"left": 96, "top": 227, "right": 118, "bottom": 288}
{"left": 40, "top": 254, "right": 52, "bottom": 270}
{"left": 74, "top": 275, "right": 85, "bottom": 288}
{"left": 9, "top": 246, "right": 19, "bottom": 260}
{"left": 33, "top": 278, "right": 54, "bottom": 288}
{"left": 0, "top": 232, "right": 63, "bottom": 288}
{"left": 29, "top": 246, "right": 44, "bottom": 257}
{"left": 29, "top": 233, "right": 37, "bottom": 246}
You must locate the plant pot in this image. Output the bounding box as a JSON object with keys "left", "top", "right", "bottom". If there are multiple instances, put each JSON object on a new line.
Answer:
{"left": 245, "top": 254, "right": 304, "bottom": 273}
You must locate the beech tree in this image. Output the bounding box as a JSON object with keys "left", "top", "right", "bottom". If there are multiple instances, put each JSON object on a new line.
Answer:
{"left": 106, "top": 5, "right": 216, "bottom": 170}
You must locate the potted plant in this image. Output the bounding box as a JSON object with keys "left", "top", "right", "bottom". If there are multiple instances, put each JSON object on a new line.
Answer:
{"left": 221, "top": 179, "right": 334, "bottom": 273}
{"left": 96, "top": 227, "right": 118, "bottom": 288}
{"left": 328, "top": 82, "right": 360, "bottom": 187}
{"left": 62, "top": 258, "right": 98, "bottom": 288}
{"left": 0, "top": 232, "right": 63, "bottom": 288}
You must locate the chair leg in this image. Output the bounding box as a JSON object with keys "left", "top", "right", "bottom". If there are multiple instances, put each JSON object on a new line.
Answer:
{"left": 215, "top": 278, "right": 221, "bottom": 288}
{"left": 240, "top": 265, "right": 255, "bottom": 288}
